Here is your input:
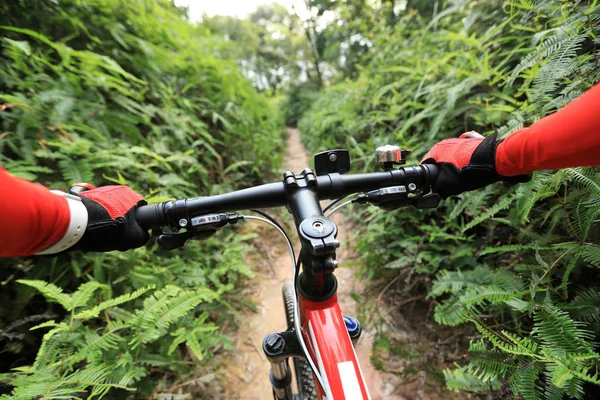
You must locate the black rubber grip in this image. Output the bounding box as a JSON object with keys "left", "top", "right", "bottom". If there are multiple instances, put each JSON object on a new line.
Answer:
{"left": 135, "top": 203, "right": 163, "bottom": 229}
{"left": 423, "top": 163, "right": 440, "bottom": 183}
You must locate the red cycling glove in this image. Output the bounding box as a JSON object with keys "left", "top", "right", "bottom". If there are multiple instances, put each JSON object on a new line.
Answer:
{"left": 69, "top": 186, "right": 150, "bottom": 252}
{"left": 421, "top": 133, "right": 531, "bottom": 198}
{"left": 422, "top": 83, "right": 600, "bottom": 199}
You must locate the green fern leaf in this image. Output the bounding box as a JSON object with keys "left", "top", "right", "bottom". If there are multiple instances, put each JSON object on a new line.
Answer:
{"left": 433, "top": 298, "right": 467, "bottom": 326}
{"left": 563, "top": 290, "right": 600, "bottom": 323}
{"left": 74, "top": 285, "right": 155, "bottom": 320}
{"left": 459, "top": 286, "right": 524, "bottom": 307}
{"left": 58, "top": 158, "right": 94, "bottom": 184}
{"left": 468, "top": 340, "right": 516, "bottom": 382}
{"left": 69, "top": 281, "right": 108, "bottom": 311}
{"left": 581, "top": 245, "right": 600, "bottom": 268}
{"left": 443, "top": 365, "right": 500, "bottom": 393}
{"left": 461, "top": 194, "right": 517, "bottom": 232}
{"left": 479, "top": 244, "right": 550, "bottom": 255}
{"left": 509, "top": 362, "right": 543, "bottom": 400}
{"left": 17, "top": 280, "right": 72, "bottom": 310}
{"left": 551, "top": 364, "right": 574, "bottom": 388}
{"left": 533, "top": 308, "right": 594, "bottom": 357}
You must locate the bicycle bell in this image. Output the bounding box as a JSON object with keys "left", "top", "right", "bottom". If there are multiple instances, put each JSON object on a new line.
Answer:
{"left": 375, "top": 145, "right": 410, "bottom": 169}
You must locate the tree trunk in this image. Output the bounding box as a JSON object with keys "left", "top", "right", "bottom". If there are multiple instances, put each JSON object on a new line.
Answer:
{"left": 304, "top": 22, "right": 323, "bottom": 89}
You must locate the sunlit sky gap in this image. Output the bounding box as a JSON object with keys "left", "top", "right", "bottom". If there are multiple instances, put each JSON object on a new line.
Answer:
{"left": 173, "top": 0, "right": 307, "bottom": 20}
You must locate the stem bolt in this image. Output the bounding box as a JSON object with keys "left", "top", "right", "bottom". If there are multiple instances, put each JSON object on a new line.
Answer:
{"left": 408, "top": 183, "right": 417, "bottom": 192}
{"left": 179, "top": 218, "right": 188, "bottom": 227}
{"left": 312, "top": 221, "right": 324, "bottom": 232}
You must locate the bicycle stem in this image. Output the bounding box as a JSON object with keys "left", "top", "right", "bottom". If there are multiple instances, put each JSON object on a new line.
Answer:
{"left": 284, "top": 168, "right": 339, "bottom": 298}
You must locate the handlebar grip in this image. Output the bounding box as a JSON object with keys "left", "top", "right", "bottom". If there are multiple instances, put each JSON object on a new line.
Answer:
{"left": 421, "top": 163, "right": 440, "bottom": 185}
{"left": 136, "top": 203, "right": 163, "bottom": 230}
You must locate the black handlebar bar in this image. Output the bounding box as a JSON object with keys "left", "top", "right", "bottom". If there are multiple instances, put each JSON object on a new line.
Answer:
{"left": 135, "top": 164, "right": 440, "bottom": 230}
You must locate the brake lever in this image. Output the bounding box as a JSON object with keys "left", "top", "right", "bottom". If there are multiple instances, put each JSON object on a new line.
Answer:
{"left": 157, "top": 229, "right": 218, "bottom": 250}
{"left": 410, "top": 193, "right": 441, "bottom": 209}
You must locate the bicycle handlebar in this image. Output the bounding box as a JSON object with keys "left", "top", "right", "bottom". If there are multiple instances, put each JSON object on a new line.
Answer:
{"left": 135, "top": 164, "right": 440, "bottom": 230}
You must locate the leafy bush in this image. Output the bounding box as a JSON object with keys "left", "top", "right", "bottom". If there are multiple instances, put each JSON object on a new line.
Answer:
{"left": 301, "top": 0, "right": 600, "bottom": 398}
{"left": 0, "top": 0, "right": 282, "bottom": 397}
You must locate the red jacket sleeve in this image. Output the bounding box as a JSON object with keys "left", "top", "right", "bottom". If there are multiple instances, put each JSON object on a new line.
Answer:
{"left": 0, "top": 168, "right": 70, "bottom": 257}
{"left": 496, "top": 83, "right": 600, "bottom": 176}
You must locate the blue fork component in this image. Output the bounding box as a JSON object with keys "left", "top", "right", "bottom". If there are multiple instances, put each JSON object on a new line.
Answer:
{"left": 343, "top": 316, "right": 362, "bottom": 343}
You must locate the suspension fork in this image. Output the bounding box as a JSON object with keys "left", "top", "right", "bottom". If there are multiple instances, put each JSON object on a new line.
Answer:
{"left": 263, "top": 331, "right": 300, "bottom": 400}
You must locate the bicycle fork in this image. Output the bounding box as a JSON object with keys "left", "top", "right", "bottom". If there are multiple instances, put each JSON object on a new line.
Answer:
{"left": 263, "top": 331, "right": 299, "bottom": 400}
{"left": 263, "top": 315, "right": 364, "bottom": 400}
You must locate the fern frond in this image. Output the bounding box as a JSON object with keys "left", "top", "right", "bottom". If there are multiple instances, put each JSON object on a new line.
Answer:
{"left": 154, "top": 290, "right": 213, "bottom": 329}
{"left": 533, "top": 308, "right": 594, "bottom": 356}
{"left": 468, "top": 340, "right": 516, "bottom": 382}
{"left": 429, "top": 269, "right": 472, "bottom": 297}
{"left": 69, "top": 281, "right": 108, "bottom": 311}
{"left": 17, "top": 280, "right": 71, "bottom": 310}
{"left": 60, "top": 327, "right": 124, "bottom": 366}
{"left": 549, "top": 364, "right": 574, "bottom": 388}
{"left": 509, "top": 362, "right": 544, "bottom": 400}
{"left": 434, "top": 267, "right": 523, "bottom": 297}
{"left": 581, "top": 245, "right": 600, "bottom": 268}
{"left": 57, "top": 158, "right": 94, "bottom": 184}
{"left": 74, "top": 285, "right": 155, "bottom": 320}
{"left": 33, "top": 322, "right": 70, "bottom": 369}
{"left": 459, "top": 286, "right": 525, "bottom": 307}
{"left": 130, "top": 286, "right": 217, "bottom": 347}
{"left": 516, "top": 170, "right": 566, "bottom": 223}
{"left": 543, "top": 372, "right": 585, "bottom": 400}
{"left": 502, "top": 331, "right": 539, "bottom": 355}
{"left": 479, "top": 244, "right": 550, "bottom": 255}
{"left": 29, "top": 320, "right": 60, "bottom": 330}
{"left": 4, "top": 161, "right": 53, "bottom": 181}
{"left": 65, "top": 364, "right": 134, "bottom": 392}
{"left": 556, "top": 250, "right": 582, "bottom": 296}
{"left": 566, "top": 168, "right": 600, "bottom": 198}
{"left": 167, "top": 312, "right": 218, "bottom": 361}
{"left": 433, "top": 298, "right": 468, "bottom": 326}
{"left": 461, "top": 194, "right": 517, "bottom": 232}
{"left": 563, "top": 290, "right": 600, "bottom": 323}
{"left": 469, "top": 318, "right": 539, "bottom": 357}
{"left": 443, "top": 365, "right": 500, "bottom": 393}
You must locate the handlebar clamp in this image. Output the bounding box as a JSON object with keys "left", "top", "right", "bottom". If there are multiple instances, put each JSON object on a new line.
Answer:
{"left": 299, "top": 217, "right": 339, "bottom": 257}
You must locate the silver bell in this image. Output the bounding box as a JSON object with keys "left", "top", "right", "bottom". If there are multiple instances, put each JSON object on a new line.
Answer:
{"left": 375, "top": 145, "right": 403, "bottom": 163}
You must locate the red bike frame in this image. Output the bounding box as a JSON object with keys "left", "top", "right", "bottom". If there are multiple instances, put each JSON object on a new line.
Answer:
{"left": 299, "top": 292, "right": 371, "bottom": 399}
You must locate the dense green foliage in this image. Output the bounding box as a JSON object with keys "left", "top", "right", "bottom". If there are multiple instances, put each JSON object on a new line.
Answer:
{"left": 300, "top": 0, "right": 600, "bottom": 398}
{"left": 0, "top": 0, "right": 282, "bottom": 397}
{"left": 2, "top": 0, "right": 600, "bottom": 398}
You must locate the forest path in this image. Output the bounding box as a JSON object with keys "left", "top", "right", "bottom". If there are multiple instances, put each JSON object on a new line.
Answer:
{"left": 221, "top": 128, "right": 404, "bottom": 399}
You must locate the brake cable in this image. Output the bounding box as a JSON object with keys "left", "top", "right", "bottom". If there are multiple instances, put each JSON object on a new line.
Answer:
{"left": 325, "top": 198, "right": 357, "bottom": 217}
{"left": 322, "top": 194, "right": 352, "bottom": 214}
{"left": 240, "top": 213, "right": 327, "bottom": 390}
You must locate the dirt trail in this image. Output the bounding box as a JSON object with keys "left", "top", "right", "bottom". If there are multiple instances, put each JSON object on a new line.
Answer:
{"left": 222, "top": 128, "right": 404, "bottom": 399}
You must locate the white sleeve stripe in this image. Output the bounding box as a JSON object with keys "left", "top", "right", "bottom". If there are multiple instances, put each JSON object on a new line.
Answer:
{"left": 35, "top": 191, "right": 89, "bottom": 255}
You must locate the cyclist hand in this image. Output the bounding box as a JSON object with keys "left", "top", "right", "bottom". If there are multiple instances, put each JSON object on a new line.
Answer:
{"left": 70, "top": 185, "right": 150, "bottom": 252}
{"left": 421, "top": 132, "right": 531, "bottom": 198}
